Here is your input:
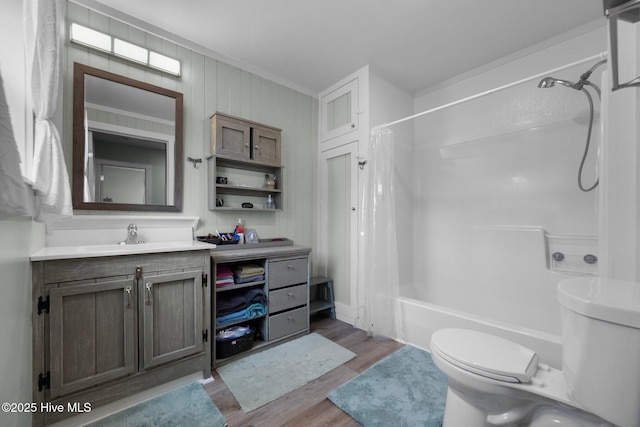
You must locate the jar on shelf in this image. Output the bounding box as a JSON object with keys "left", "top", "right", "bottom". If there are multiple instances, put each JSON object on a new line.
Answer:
{"left": 264, "top": 174, "right": 277, "bottom": 189}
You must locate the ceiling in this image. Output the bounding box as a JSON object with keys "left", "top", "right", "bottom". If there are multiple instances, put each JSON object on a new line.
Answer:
{"left": 87, "top": 0, "right": 605, "bottom": 96}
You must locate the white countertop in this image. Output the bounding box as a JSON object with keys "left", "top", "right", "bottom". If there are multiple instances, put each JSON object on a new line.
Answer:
{"left": 32, "top": 215, "right": 217, "bottom": 261}
{"left": 30, "top": 240, "right": 216, "bottom": 261}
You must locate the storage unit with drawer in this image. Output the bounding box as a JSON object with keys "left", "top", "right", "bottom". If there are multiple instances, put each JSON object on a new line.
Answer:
{"left": 267, "top": 257, "right": 309, "bottom": 341}
{"left": 210, "top": 245, "right": 311, "bottom": 368}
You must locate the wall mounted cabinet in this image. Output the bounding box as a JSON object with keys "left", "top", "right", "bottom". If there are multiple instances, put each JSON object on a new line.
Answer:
{"left": 320, "top": 77, "right": 359, "bottom": 145}
{"left": 32, "top": 250, "right": 211, "bottom": 426}
{"left": 209, "top": 113, "right": 284, "bottom": 211}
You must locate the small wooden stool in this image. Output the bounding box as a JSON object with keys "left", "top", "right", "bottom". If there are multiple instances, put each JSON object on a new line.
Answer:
{"left": 309, "top": 276, "right": 336, "bottom": 319}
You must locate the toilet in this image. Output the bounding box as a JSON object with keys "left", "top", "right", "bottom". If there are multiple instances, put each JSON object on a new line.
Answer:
{"left": 430, "top": 277, "right": 640, "bottom": 427}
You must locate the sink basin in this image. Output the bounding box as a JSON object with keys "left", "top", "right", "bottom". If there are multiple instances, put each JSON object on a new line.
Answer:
{"left": 31, "top": 240, "right": 216, "bottom": 261}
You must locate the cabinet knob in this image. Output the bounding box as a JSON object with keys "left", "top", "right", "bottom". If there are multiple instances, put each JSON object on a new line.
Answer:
{"left": 245, "top": 143, "right": 249, "bottom": 148}
{"left": 254, "top": 145, "right": 259, "bottom": 151}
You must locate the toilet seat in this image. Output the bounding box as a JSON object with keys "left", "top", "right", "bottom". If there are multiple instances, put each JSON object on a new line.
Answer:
{"left": 431, "top": 329, "right": 539, "bottom": 383}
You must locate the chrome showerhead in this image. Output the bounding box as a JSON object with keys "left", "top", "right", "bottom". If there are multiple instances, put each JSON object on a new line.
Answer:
{"left": 537, "top": 77, "right": 578, "bottom": 90}
{"left": 538, "top": 77, "right": 557, "bottom": 89}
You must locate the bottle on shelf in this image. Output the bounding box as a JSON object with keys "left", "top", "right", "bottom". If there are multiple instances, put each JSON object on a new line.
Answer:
{"left": 235, "top": 218, "right": 244, "bottom": 244}
{"left": 265, "top": 194, "right": 275, "bottom": 209}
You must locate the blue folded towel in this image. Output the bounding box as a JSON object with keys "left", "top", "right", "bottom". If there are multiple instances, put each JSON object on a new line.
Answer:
{"left": 246, "top": 303, "right": 266, "bottom": 319}
{"left": 216, "top": 303, "right": 267, "bottom": 326}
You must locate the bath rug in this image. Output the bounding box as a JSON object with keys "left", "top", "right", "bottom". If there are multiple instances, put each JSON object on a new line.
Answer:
{"left": 217, "top": 333, "right": 356, "bottom": 412}
{"left": 87, "top": 382, "right": 226, "bottom": 427}
{"left": 328, "top": 345, "right": 448, "bottom": 427}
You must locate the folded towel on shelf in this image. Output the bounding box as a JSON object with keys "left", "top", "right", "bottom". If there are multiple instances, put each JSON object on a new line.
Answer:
{"left": 244, "top": 287, "right": 267, "bottom": 305}
{"left": 216, "top": 309, "right": 247, "bottom": 326}
{"left": 246, "top": 303, "right": 266, "bottom": 319}
{"left": 216, "top": 288, "right": 267, "bottom": 316}
{"left": 233, "top": 264, "right": 265, "bottom": 277}
{"left": 216, "top": 278, "right": 235, "bottom": 288}
{"left": 234, "top": 274, "right": 265, "bottom": 284}
{"left": 217, "top": 265, "right": 233, "bottom": 278}
{"left": 216, "top": 303, "right": 266, "bottom": 326}
{"left": 217, "top": 291, "right": 250, "bottom": 316}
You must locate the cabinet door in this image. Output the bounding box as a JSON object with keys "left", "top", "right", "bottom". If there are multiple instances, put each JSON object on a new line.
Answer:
{"left": 49, "top": 279, "right": 136, "bottom": 398}
{"left": 252, "top": 126, "right": 281, "bottom": 166}
{"left": 211, "top": 115, "right": 251, "bottom": 160}
{"left": 140, "top": 269, "right": 204, "bottom": 369}
{"left": 320, "top": 77, "right": 359, "bottom": 143}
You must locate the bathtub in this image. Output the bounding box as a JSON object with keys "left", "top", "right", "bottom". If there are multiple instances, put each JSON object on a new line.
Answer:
{"left": 394, "top": 227, "right": 599, "bottom": 370}
{"left": 398, "top": 295, "right": 563, "bottom": 368}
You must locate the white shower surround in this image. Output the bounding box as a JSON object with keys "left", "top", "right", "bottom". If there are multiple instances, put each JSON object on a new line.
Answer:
{"left": 386, "top": 26, "right": 611, "bottom": 368}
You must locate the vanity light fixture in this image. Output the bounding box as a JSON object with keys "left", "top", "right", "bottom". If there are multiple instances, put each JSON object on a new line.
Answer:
{"left": 113, "top": 38, "right": 148, "bottom": 64}
{"left": 148, "top": 51, "right": 181, "bottom": 77}
{"left": 69, "top": 22, "right": 111, "bottom": 53}
{"left": 69, "top": 23, "right": 181, "bottom": 77}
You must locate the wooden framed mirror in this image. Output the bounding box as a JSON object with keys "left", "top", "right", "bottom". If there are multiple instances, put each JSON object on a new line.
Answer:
{"left": 72, "top": 62, "right": 183, "bottom": 212}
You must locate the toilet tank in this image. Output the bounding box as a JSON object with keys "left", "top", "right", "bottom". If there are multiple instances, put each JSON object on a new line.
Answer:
{"left": 558, "top": 277, "right": 640, "bottom": 427}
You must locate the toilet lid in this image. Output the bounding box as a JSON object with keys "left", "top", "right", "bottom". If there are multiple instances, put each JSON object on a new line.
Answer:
{"left": 431, "top": 328, "right": 539, "bottom": 383}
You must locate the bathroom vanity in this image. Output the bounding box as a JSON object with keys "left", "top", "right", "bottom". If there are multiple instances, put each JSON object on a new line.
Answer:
{"left": 30, "top": 217, "right": 214, "bottom": 426}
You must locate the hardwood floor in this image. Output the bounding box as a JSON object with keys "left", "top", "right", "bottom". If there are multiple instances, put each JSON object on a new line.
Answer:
{"left": 204, "top": 317, "right": 404, "bottom": 427}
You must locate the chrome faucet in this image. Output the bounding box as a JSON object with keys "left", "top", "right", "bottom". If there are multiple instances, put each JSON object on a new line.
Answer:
{"left": 120, "top": 223, "right": 143, "bottom": 245}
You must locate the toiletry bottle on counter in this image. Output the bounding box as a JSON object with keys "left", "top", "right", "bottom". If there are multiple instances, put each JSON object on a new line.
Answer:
{"left": 265, "top": 194, "right": 275, "bottom": 209}
{"left": 235, "top": 218, "right": 244, "bottom": 244}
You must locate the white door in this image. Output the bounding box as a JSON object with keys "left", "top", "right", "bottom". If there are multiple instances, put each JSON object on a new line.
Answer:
{"left": 317, "top": 142, "right": 359, "bottom": 322}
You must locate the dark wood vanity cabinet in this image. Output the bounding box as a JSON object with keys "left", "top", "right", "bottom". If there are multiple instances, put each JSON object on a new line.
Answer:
{"left": 32, "top": 250, "right": 211, "bottom": 426}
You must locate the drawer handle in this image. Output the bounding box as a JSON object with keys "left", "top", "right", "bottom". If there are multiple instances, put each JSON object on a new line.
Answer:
{"left": 125, "top": 286, "right": 132, "bottom": 308}
{"left": 287, "top": 316, "right": 294, "bottom": 321}
{"left": 287, "top": 292, "right": 294, "bottom": 297}
{"left": 145, "top": 282, "right": 152, "bottom": 305}
{"left": 287, "top": 265, "right": 294, "bottom": 270}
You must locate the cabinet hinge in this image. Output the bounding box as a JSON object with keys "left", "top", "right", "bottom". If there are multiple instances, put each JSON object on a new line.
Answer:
{"left": 202, "top": 273, "right": 208, "bottom": 286}
{"left": 202, "top": 329, "right": 209, "bottom": 343}
{"left": 38, "top": 371, "right": 50, "bottom": 391}
{"left": 37, "top": 295, "right": 50, "bottom": 315}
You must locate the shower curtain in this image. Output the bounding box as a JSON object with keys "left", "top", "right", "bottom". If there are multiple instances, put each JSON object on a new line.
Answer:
{"left": 355, "top": 127, "right": 403, "bottom": 340}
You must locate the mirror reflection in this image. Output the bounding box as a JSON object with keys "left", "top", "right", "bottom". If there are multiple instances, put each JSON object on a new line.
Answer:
{"left": 72, "top": 63, "right": 183, "bottom": 212}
